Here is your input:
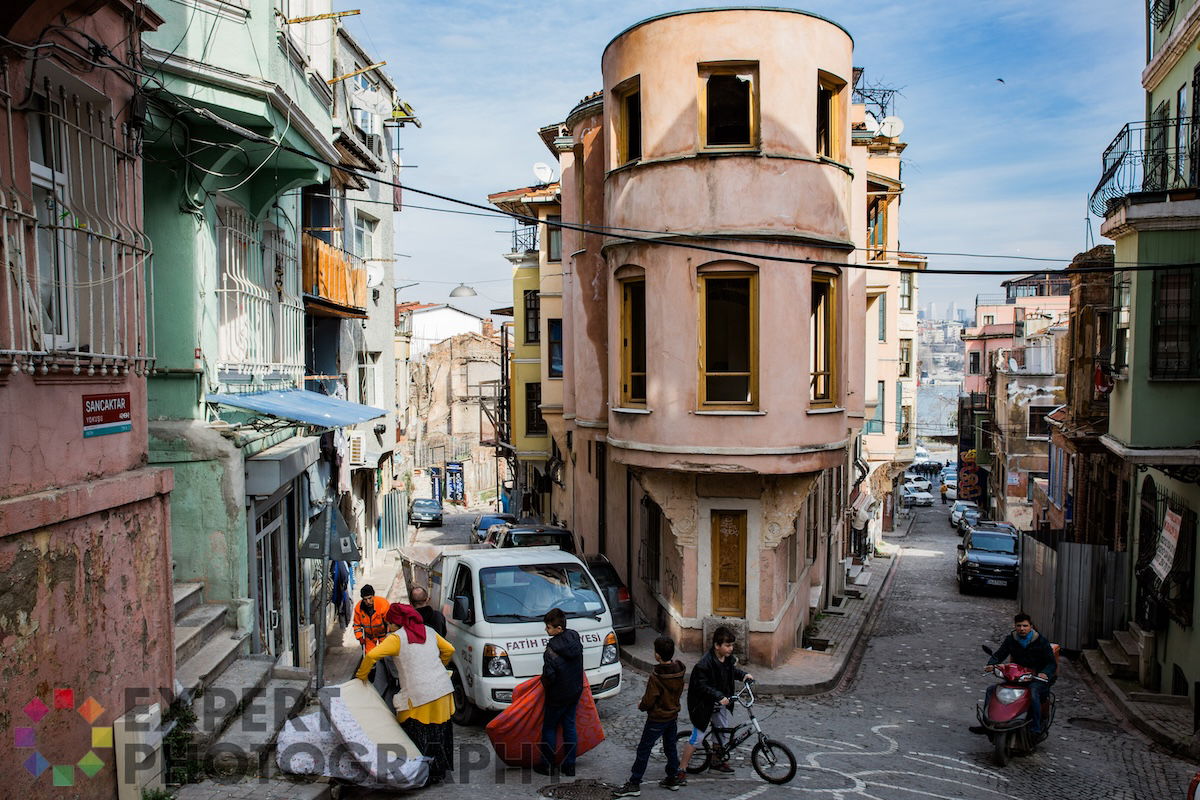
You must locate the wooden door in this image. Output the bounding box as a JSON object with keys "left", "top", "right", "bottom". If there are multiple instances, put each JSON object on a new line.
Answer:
{"left": 711, "top": 510, "right": 747, "bottom": 617}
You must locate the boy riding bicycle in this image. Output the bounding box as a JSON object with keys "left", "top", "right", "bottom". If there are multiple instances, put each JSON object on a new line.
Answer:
{"left": 679, "top": 626, "right": 754, "bottom": 778}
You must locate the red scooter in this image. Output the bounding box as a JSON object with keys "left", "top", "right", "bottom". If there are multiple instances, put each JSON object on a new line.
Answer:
{"left": 976, "top": 645, "right": 1056, "bottom": 766}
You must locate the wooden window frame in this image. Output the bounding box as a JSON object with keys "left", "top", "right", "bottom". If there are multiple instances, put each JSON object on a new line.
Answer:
{"left": 899, "top": 271, "right": 914, "bottom": 311}
{"left": 620, "top": 273, "right": 648, "bottom": 406}
{"left": 810, "top": 272, "right": 838, "bottom": 406}
{"left": 614, "top": 76, "right": 642, "bottom": 165}
{"left": 525, "top": 381, "right": 547, "bottom": 436}
{"left": 816, "top": 70, "right": 846, "bottom": 162}
{"left": 523, "top": 289, "right": 541, "bottom": 344}
{"left": 547, "top": 318, "right": 563, "bottom": 379}
{"left": 698, "top": 270, "right": 759, "bottom": 409}
{"left": 698, "top": 61, "right": 760, "bottom": 152}
{"left": 899, "top": 338, "right": 913, "bottom": 378}
{"left": 545, "top": 214, "right": 562, "bottom": 262}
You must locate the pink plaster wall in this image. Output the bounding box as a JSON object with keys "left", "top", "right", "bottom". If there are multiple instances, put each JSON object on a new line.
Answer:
{"left": 0, "top": 480, "right": 174, "bottom": 799}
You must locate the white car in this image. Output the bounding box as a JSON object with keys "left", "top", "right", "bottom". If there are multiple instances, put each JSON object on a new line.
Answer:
{"left": 949, "top": 500, "right": 978, "bottom": 527}
{"left": 902, "top": 489, "right": 935, "bottom": 507}
{"left": 902, "top": 474, "right": 932, "bottom": 492}
{"left": 944, "top": 479, "right": 958, "bottom": 500}
{"left": 428, "top": 547, "right": 622, "bottom": 724}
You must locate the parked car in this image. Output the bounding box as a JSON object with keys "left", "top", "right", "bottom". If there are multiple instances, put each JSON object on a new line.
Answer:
{"left": 490, "top": 525, "right": 578, "bottom": 554}
{"left": 949, "top": 500, "right": 978, "bottom": 528}
{"left": 957, "top": 527, "right": 1020, "bottom": 594}
{"left": 471, "top": 513, "right": 517, "bottom": 542}
{"left": 583, "top": 554, "right": 636, "bottom": 644}
{"left": 429, "top": 547, "right": 621, "bottom": 724}
{"left": 409, "top": 498, "right": 443, "bottom": 527}
{"left": 956, "top": 508, "right": 983, "bottom": 535}
{"left": 943, "top": 478, "right": 958, "bottom": 500}
{"left": 901, "top": 488, "right": 935, "bottom": 507}
{"left": 902, "top": 473, "right": 932, "bottom": 492}
{"left": 971, "top": 520, "right": 1020, "bottom": 537}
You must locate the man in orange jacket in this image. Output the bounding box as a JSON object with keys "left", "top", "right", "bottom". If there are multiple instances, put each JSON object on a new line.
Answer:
{"left": 353, "top": 585, "right": 390, "bottom": 652}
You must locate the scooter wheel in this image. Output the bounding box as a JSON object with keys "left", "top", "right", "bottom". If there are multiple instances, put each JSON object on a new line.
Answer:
{"left": 992, "top": 731, "right": 1010, "bottom": 766}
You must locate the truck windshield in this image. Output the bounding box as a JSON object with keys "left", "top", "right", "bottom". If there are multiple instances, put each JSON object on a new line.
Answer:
{"left": 479, "top": 563, "right": 605, "bottom": 622}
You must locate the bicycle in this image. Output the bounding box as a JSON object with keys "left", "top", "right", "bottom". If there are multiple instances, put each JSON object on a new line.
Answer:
{"left": 672, "top": 679, "right": 797, "bottom": 784}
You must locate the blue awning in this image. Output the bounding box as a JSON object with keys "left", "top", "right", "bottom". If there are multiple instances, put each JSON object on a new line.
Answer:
{"left": 206, "top": 389, "right": 386, "bottom": 428}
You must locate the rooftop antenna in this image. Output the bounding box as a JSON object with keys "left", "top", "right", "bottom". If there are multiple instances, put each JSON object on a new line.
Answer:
{"left": 1084, "top": 194, "right": 1095, "bottom": 250}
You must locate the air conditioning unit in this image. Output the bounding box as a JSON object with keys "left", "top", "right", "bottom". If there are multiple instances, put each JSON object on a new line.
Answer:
{"left": 348, "top": 431, "right": 367, "bottom": 466}
{"left": 363, "top": 133, "right": 383, "bottom": 159}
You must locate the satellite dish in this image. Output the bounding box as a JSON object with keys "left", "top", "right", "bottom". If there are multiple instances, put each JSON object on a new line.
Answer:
{"left": 878, "top": 116, "right": 905, "bottom": 138}
{"left": 365, "top": 263, "right": 385, "bottom": 288}
{"left": 532, "top": 162, "right": 554, "bottom": 184}
{"left": 863, "top": 111, "right": 880, "bottom": 135}
{"left": 1008, "top": 357, "right": 1019, "bottom": 372}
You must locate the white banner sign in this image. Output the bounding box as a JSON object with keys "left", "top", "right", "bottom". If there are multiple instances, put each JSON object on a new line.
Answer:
{"left": 1151, "top": 509, "right": 1183, "bottom": 581}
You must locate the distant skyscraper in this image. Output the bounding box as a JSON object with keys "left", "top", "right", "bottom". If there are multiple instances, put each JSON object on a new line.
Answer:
{"left": 928, "top": 301, "right": 939, "bottom": 320}
{"left": 956, "top": 308, "right": 970, "bottom": 324}
{"left": 947, "top": 301, "right": 959, "bottom": 321}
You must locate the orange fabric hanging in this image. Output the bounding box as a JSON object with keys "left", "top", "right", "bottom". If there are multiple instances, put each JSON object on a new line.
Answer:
{"left": 485, "top": 675, "right": 604, "bottom": 767}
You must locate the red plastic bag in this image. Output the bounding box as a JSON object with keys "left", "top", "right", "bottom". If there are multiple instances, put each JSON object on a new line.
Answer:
{"left": 485, "top": 675, "right": 605, "bottom": 766}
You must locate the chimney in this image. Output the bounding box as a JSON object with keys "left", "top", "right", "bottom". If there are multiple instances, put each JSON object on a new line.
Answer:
{"left": 482, "top": 317, "right": 495, "bottom": 338}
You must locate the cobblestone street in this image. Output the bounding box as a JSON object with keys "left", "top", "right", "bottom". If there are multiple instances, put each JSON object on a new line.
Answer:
{"left": 345, "top": 505, "right": 1199, "bottom": 799}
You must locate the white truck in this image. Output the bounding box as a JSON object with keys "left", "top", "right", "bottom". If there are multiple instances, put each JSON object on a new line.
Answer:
{"left": 423, "top": 546, "right": 623, "bottom": 724}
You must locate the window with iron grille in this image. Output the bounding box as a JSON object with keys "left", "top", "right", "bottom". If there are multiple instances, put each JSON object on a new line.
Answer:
{"left": 8, "top": 78, "right": 154, "bottom": 371}
{"left": 525, "top": 381, "right": 546, "bottom": 435}
{"left": 1151, "top": 268, "right": 1200, "bottom": 378}
{"left": 523, "top": 289, "right": 540, "bottom": 343}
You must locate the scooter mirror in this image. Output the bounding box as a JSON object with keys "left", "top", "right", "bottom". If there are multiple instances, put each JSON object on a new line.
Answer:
{"left": 981, "top": 645, "right": 994, "bottom": 656}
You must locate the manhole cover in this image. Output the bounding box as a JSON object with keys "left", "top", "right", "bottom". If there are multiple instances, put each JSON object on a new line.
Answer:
{"left": 1068, "top": 717, "right": 1126, "bottom": 734}
{"left": 539, "top": 778, "right": 619, "bottom": 800}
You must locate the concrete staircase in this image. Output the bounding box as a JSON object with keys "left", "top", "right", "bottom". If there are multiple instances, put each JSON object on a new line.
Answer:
{"left": 172, "top": 583, "right": 312, "bottom": 780}
{"left": 173, "top": 582, "right": 249, "bottom": 700}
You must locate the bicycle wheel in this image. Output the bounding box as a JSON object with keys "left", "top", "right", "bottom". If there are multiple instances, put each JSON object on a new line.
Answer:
{"left": 673, "top": 731, "right": 712, "bottom": 774}
{"left": 750, "top": 737, "right": 797, "bottom": 784}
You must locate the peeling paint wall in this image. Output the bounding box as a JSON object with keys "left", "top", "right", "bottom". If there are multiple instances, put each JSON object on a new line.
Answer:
{"left": 0, "top": 490, "right": 173, "bottom": 799}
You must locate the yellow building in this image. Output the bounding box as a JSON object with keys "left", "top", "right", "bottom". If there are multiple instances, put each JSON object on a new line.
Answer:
{"left": 488, "top": 180, "right": 563, "bottom": 520}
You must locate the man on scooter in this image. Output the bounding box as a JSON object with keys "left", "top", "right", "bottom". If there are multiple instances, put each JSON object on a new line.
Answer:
{"left": 984, "top": 613, "right": 1056, "bottom": 734}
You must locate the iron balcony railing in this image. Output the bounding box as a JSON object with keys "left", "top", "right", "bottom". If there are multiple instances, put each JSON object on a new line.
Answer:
{"left": 1151, "top": 0, "right": 1177, "bottom": 28}
{"left": 512, "top": 224, "right": 538, "bottom": 254}
{"left": 1090, "top": 117, "right": 1200, "bottom": 217}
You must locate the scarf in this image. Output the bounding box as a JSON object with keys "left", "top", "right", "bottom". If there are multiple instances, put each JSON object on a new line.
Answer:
{"left": 384, "top": 603, "right": 428, "bottom": 645}
{"left": 1016, "top": 629, "right": 1035, "bottom": 647}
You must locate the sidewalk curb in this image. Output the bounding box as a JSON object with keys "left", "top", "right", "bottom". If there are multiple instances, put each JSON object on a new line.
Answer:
{"left": 619, "top": 547, "right": 904, "bottom": 697}
{"left": 1079, "top": 651, "right": 1200, "bottom": 762}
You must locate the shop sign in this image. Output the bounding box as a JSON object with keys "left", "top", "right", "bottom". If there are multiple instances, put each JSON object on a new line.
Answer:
{"left": 82, "top": 392, "right": 131, "bottom": 438}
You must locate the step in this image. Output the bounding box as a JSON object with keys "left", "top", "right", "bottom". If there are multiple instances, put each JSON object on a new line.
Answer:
{"left": 173, "top": 582, "right": 205, "bottom": 620}
{"left": 1114, "top": 629, "right": 1141, "bottom": 660}
{"left": 1128, "top": 691, "right": 1191, "bottom": 706}
{"left": 175, "top": 604, "right": 230, "bottom": 666}
{"left": 176, "top": 627, "right": 249, "bottom": 700}
{"left": 191, "top": 656, "right": 275, "bottom": 750}
{"left": 852, "top": 569, "right": 873, "bottom": 587}
{"left": 1098, "top": 638, "right": 1137, "bottom": 680}
{"left": 1081, "top": 647, "right": 1108, "bottom": 679}
{"left": 208, "top": 678, "right": 311, "bottom": 778}
{"left": 174, "top": 778, "right": 330, "bottom": 800}
{"left": 846, "top": 564, "right": 864, "bottom": 580}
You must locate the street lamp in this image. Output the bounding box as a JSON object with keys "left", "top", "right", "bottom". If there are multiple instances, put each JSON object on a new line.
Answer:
{"left": 449, "top": 283, "right": 478, "bottom": 298}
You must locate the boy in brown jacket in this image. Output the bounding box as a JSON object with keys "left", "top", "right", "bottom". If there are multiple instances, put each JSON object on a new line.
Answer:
{"left": 612, "top": 636, "right": 686, "bottom": 796}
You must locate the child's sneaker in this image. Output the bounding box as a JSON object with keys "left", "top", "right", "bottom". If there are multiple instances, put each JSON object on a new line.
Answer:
{"left": 659, "top": 774, "right": 684, "bottom": 791}
{"left": 612, "top": 783, "right": 641, "bottom": 797}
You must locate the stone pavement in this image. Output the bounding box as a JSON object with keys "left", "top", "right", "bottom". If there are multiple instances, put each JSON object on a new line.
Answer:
{"left": 1083, "top": 648, "right": 1200, "bottom": 760}
{"left": 621, "top": 515, "right": 910, "bottom": 696}
{"left": 173, "top": 777, "right": 329, "bottom": 799}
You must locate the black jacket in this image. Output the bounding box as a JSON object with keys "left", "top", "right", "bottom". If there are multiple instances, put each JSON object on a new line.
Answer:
{"left": 686, "top": 649, "right": 746, "bottom": 731}
{"left": 638, "top": 660, "right": 686, "bottom": 722}
{"left": 988, "top": 630, "right": 1057, "bottom": 681}
{"left": 417, "top": 604, "right": 447, "bottom": 637}
{"left": 541, "top": 628, "right": 584, "bottom": 708}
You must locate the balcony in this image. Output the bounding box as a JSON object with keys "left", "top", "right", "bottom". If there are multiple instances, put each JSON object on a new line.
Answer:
{"left": 512, "top": 224, "right": 538, "bottom": 254}
{"left": 301, "top": 233, "right": 367, "bottom": 318}
{"left": 1090, "top": 118, "right": 1200, "bottom": 217}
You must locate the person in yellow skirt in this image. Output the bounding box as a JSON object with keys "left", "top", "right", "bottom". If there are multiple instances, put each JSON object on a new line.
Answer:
{"left": 357, "top": 602, "right": 456, "bottom": 784}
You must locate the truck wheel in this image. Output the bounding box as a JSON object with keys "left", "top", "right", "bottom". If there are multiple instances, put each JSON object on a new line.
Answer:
{"left": 450, "top": 669, "right": 481, "bottom": 726}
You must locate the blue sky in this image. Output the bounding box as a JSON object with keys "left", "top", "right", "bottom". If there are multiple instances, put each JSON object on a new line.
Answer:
{"left": 348, "top": 1, "right": 1146, "bottom": 318}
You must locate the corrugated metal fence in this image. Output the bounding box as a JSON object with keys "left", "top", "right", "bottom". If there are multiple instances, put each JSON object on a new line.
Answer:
{"left": 1019, "top": 533, "right": 1128, "bottom": 651}
{"left": 380, "top": 490, "right": 408, "bottom": 550}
